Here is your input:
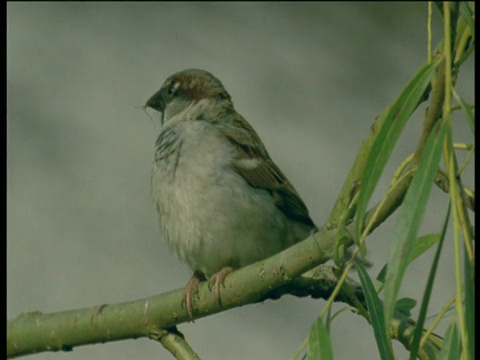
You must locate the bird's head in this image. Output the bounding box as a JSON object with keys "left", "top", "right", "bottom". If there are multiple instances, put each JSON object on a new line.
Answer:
{"left": 145, "top": 69, "right": 232, "bottom": 124}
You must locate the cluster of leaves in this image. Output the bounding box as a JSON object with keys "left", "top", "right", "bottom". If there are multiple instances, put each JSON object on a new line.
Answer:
{"left": 304, "top": 2, "right": 474, "bottom": 360}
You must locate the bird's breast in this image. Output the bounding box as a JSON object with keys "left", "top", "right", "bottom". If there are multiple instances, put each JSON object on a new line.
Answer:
{"left": 151, "top": 120, "right": 307, "bottom": 275}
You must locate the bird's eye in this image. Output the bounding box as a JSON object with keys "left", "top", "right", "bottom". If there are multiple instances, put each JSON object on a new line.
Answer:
{"left": 167, "top": 82, "right": 178, "bottom": 96}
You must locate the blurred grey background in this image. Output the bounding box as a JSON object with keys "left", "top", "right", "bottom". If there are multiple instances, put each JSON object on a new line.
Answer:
{"left": 7, "top": 2, "right": 474, "bottom": 360}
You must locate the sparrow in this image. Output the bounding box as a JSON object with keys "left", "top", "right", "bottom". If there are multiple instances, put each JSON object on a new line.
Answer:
{"left": 145, "top": 69, "right": 317, "bottom": 317}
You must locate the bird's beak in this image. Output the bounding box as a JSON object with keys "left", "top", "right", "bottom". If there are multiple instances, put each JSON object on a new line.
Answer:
{"left": 145, "top": 89, "right": 165, "bottom": 113}
{"left": 145, "top": 89, "right": 166, "bottom": 124}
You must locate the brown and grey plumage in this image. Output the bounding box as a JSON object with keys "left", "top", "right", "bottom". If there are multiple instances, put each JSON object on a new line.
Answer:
{"left": 145, "top": 69, "right": 316, "bottom": 316}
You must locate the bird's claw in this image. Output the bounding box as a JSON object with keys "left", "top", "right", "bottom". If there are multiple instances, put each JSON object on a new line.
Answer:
{"left": 208, "top": 267, "right": 234, "bottom": 304}
{"left": 184, "top": 271, "right": 205, "bottom": 319}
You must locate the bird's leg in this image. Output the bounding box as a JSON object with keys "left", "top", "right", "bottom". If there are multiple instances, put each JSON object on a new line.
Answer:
{"left": 184, "top": 270, "right": 206, "bottom": 319}
{"left": 208, "top": 266, "right": 235, "bottom": 304}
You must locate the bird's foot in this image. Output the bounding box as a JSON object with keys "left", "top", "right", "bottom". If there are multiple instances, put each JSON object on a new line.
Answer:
{"left": 184, "top": 271, "right": 206, "bottom": 319}
{"left": 208, "top": 266, "right": 234, "bottom": 305}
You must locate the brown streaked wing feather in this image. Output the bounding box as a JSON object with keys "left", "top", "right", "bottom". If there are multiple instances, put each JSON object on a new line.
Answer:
{"left": 219, "top": 114, "right": 316, "bottom": 229}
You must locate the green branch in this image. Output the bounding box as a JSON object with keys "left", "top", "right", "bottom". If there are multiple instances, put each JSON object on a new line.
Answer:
{"left": 150, "top": 327, "right": 201, "bottom": 360}
{"left": 6, "top": 226, "right": 337, "bottom": 358}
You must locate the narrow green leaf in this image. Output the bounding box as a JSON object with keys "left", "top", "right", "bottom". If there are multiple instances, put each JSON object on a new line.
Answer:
{"left": 376, "top": 265, "right": 388, "bottom": 284}
{"left": 463, "top": 244, "right": 475, "bottom": 359}
{"left": 307, "top": 317, "right": 334, "bottom": 360}
{"left": 357, "top": 263, "right": 395, "bottom": 360}
{"left": 383, "top": 118, "right": 447, "bottom": 340}
{"left": 452, "top": 89, "right": 474, "bottom": 133}
{"left": 411, "top": 233, "right": 442, "bottom": 262}
{"left": 439, "top": 322, "right": 460, "bottom": 360}
{"left": 409, "top": 205, "right": 450, "bottom": 360}
{"left": 325, "top": 306, "right": 332, "bottom": 332}
{"left": 376, "top": 233, "right": 441, "bottom": 284}
{"left": 433, "top": 1, "right": 444, "bottom": 15}
{"left": 454, "top": 39, "right": 475, "bottom": 68}
{"left": 454, "top": 3, "right": 475, "bottom": 68}
{"left": 356, "top": 60, "right": 440, "bottom": 242}
{"left": 459, "top": 2, "right": 475, "bottom": 40}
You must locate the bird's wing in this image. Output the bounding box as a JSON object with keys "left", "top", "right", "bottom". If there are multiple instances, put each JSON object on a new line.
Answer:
{"left": 218, "top": 113, "right": 316, "bottom": 229}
